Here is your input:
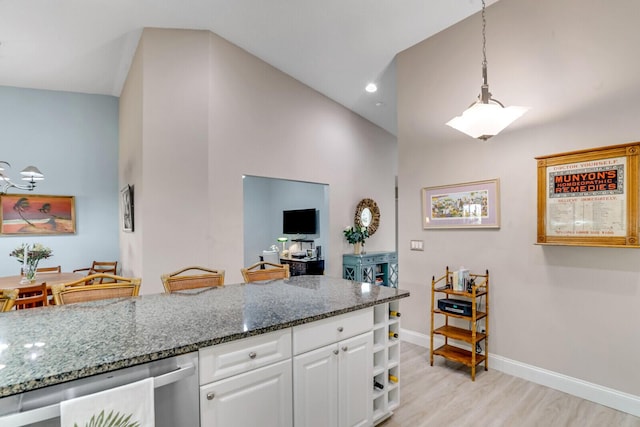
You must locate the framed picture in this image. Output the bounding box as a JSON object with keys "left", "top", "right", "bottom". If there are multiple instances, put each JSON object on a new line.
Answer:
{"left": 121, "top": 185, "right": 134, "bottom": 232}
{"left": 536, "top": 142, "right": 639, "bottom": 248}
{"left": 0, "top": 194, "right": 76, "bottom": 235}
{"left": 422, "top": 179, "right": 500, "bottom": 229}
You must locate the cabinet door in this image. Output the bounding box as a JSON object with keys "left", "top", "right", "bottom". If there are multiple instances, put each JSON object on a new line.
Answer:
{"left": 361, "top": 266, "right": 375, "bottom": 284}
{"left": 293, "top": 344, "right": 339, "bottom": 427}
{"left": 338, "top": 332, "right": 373, "bottom": 427}
{"left": 200, "top": 359, "right": 292, "bottom": 427}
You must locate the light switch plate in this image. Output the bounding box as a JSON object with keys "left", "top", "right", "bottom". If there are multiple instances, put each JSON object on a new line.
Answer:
{"left": 410, "top": 240, "right": 424, "bottom": 251}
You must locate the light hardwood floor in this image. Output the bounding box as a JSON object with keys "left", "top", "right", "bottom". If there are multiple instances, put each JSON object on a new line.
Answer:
{"left": 378, "top": 342, "right": 640, "bottom": 427}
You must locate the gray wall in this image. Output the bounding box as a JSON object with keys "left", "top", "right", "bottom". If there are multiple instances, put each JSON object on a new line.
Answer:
{"left": 0, "top": 86, "right": 119, "bottom": 276}
{"left": 397, "top": 0, "right": 640, "bottom": 399}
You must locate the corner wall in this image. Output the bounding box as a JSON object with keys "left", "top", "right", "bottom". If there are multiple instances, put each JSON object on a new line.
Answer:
{"left": 397, "top": 0, "right": 640, "bottom": 403}
{"left": 119, "top": 28, "right": 397, "bottom": 293}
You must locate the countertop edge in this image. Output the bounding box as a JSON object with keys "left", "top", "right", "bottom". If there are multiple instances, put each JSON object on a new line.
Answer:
{"left": 0, "top": 292, "right": 409, "bottom": 398}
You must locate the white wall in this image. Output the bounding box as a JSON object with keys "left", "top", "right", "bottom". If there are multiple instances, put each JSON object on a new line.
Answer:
{"left": 0, "top": 86, "right": 119, "bottom": 276}
{"left": 397, "top": 0, "right": 640, "bottom": 399}
{"left": 119, "top": 28, "right": 397, "bottom": 293}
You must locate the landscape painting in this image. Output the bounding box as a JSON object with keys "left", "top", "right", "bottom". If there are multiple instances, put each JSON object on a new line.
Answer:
{"left": 0, "top": 194, "right": 76, "bottom": 235}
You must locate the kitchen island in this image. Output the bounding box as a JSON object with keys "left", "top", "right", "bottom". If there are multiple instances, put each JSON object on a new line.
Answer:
{"left": 0, "top": 275, "right": 409, "bottom": 426}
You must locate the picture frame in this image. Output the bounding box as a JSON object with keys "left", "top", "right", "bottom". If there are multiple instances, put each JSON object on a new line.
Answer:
{"left": 121, "top": 184, "right": 134, "bottom": 232}
{"left": 421, "top": 179, "right": 500, "bottom": 229}
{"left": 0, "top": 194, "right": 76, "bottom": 235}
{"left": 536, "top": 142, "right": 639, "bottom": 248}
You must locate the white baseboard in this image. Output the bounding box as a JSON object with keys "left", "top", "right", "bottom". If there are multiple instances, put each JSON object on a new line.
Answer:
{"left": 399, "top": 328, "right": 640, "bottom": 418}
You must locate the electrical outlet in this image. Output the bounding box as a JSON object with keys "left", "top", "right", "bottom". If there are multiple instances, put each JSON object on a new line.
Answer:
{"left": 410, "top": 240, "right": 424, "bottom": 251}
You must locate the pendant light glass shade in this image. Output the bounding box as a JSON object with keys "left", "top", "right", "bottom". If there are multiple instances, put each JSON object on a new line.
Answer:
{"left": 20, "top": 166, "right": 45, "bottom": 181}
{"left": 447, "top": 102, "right": 528, "bottom": 141}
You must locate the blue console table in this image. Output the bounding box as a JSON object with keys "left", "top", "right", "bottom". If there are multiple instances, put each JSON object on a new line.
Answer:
{"left": 342, "top": 251, "right": 398, "bottom": 288}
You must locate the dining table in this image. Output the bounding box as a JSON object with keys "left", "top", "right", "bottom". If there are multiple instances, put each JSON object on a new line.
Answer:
{"left": 0, "top": 272, "right": 85, "bottom": 290}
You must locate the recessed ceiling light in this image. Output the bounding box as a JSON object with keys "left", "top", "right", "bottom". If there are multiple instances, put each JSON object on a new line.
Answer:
{"left": 365, "top": 83, "right": 377, "bottom": 93}
{"left": 375, "top": 102, "right": 384, "bottom": 107}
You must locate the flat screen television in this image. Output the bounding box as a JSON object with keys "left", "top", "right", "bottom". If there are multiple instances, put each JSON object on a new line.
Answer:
{"left": 283, "top": 208, "right": 317, "bottom": 234}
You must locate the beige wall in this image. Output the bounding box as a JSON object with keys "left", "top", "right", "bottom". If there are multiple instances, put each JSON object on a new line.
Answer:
{"left": 119, "top": 28, "right": 397, "bottom": 293}
{"left": 119, "top": 32, "right": 144, "bottom": 278}
{"left": 397, "top": 0, "right": 640, "bottom": 398}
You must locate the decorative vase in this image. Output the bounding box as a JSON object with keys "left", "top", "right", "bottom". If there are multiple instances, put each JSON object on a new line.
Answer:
{"left": 353, "top": 242, "right": 362, "bottom": 255}
{"left": 21, "top": 262, "right": 39, "bottom": 284}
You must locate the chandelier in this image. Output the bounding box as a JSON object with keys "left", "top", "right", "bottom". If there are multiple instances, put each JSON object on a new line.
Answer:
{"left": 446, "top": 0, "right": 528, "bottom": 140}
{"left": 0, "top": 161, "right": 44, "bottom": 195}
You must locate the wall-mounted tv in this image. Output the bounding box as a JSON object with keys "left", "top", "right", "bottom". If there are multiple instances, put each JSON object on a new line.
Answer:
{"left": 283, "top": 208, "right": 317, "bottom": 234}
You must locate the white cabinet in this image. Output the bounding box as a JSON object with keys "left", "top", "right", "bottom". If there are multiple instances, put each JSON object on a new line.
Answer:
{"left": 338, "top": 332, "right": 373, "bottom": 427}
{"left": 197, "top": 307, "right": 393, "bottom": 427}
{"left": 293, "top": 309, "right": 373, "bottom": 427}
{"left": 200, "top": 359, "right": 292, "bottom": 427}
{"left": 199, "top": 329, "right": 292, "bottom": 427}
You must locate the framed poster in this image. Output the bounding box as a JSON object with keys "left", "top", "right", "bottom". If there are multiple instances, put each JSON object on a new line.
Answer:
{"left": 121, "top": 185, "right": 134, "bottom": 232}
{"left": 536, "top": 142, "right": 639, "bottom": 248}
{"left": 421, "top": 179, "right": 500, "bottom": 229}
{"left": 0, "top": 194, "right": 76, "bottom": 235}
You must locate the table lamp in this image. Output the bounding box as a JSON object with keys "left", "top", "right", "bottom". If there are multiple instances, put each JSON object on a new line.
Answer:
{"left": 277, "top": 237, "right": 288, "bottom": 253}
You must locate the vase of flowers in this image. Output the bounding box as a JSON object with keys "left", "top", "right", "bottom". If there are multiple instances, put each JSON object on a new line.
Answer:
{"left": 343, "top": 225, "right": 369, "bottom": 255}
{"left": 10, "top": 243, "right": 53, "bottom": 284}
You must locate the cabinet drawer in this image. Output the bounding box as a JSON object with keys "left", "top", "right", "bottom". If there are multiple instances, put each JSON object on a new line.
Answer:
{"left": 199, "top": 329, "right": 291, "bottom": 384}
{"left": 293, "top": 308, "right": 373, "bottom": 355}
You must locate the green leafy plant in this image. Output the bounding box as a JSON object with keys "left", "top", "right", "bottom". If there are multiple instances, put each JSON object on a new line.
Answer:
{"left": 9, "top": 243, "right": 53, "bottom": 264}
{"left": 75, "top": 409, "right": 141, "bottom": 427}
{"left": 343, "top": 225, "right": 369, "bottom": 244}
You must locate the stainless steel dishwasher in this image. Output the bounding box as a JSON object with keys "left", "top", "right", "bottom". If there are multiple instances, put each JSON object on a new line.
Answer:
{"left": 0, "top": 352, "right": 199, "bottom": 427}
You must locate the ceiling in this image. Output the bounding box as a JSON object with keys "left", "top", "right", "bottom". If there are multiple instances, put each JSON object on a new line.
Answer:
{"left": 0, "top": 0, "right": 497, "bottom": 136}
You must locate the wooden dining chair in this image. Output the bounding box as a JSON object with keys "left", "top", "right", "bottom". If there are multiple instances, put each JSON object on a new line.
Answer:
{"left": 15, "top": 283, "right": 48, "bottom": 310}
{"left": 161, "top": 266, "right": 225, "bottom": 293}
{"left": 21, "top": 265, "right": 62, "bottom": 275}
{"left": 1, "top": 289, "right": 19, "bottom": 312}
{"left": 241, "top": 261, "right": 290, "bottom": 283}
{"left": 51, "top": 274, "right": 141, "bottom": 305}
{"left": 73, "top": 261, "right": 118, "bottom": 283}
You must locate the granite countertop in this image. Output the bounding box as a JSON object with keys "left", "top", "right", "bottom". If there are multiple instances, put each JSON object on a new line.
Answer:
{"left": 0, "top": 275, "right": 409, "bottom": 398}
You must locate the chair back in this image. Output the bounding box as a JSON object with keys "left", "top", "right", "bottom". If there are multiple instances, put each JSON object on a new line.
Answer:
{"left": 1, "top": 289, "right": 19, "bottom": 312}
{"left": 161, "top": 266, "right": 225, "bottom": 293}
{"left": 73, "top": 261, "right": 118, "bottom": 283}
{"left": 51, "top": 274, "right": 141, "bottom": 305}
{"left": 241, "top": 262, "right": 290, "bottom": 283}
{"left": 15, "top": 283, "right": 48, "bottom": 309}
{"left": 21, "top": 265, "right": 61, "bottom": 275}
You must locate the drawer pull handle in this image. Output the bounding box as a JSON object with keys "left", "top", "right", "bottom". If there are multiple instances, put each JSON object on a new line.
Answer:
{"left": 337, "top": 326, "right": 344, "bottom": 332}
{"left": 207, "top": 392, "right": 215, "bottom": 400}
{"left": 342, "top": 346, "right": 348, "bottom": 352}
{"left": 333, "top": 349, "right": 339, "bottom": 355}
{"left": 249, "top": 351, "right": 257, "bottom": 359}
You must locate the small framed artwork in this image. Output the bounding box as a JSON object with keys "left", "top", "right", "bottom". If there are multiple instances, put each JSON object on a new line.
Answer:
{"left": 121, "top": 185, "right": 134, "bottom": 232}
{"left": 422, "top": 179, "right": 500, "bottom": 229}
{"left": 536, "top": 142, "right": 639, "bottom": 248}
{"left": 0, "top": 194, "right": 76, "bottom": 235}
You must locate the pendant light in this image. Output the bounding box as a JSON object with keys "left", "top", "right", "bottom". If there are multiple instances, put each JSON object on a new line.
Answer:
{"left": 446, "top": 0, "right": 528, "bottom": 140}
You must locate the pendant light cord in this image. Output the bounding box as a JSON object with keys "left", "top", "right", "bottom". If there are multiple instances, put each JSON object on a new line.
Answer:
{"left": 479, "top": 0, "right": 494, "bottom": 104}
{"left": 481, "top": 0, "right": 487, "bottom": 69}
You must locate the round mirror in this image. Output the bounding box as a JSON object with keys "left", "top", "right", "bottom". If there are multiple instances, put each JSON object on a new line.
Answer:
{"left": 360, "top": 207, "right": 372, "bottom": 227}
{"left": 354, "top": 198, "right": 380, "bottom": 236}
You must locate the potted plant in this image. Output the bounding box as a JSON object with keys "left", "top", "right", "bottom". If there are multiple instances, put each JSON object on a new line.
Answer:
{"left": 343, "top": 225, "right": 369, "bottom": 254}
